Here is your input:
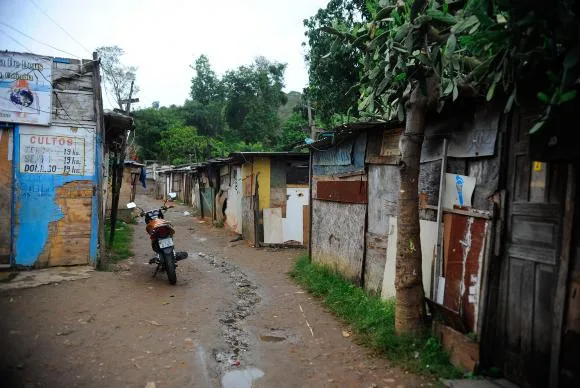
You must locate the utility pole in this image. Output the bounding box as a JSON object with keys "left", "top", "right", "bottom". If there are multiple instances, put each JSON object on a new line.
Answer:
{"left": 307, "top": 100, "right": 314, "bottom": 260}
{"left": 109, "top": 81, "right": 135, "bottom": 245}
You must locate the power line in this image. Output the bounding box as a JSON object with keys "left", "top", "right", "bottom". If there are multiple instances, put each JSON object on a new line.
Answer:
{"left": 0, "top": 28, "right": 34, "bottom": 53}
{"left": 0, "top": 21, "right": 82, "bottom": 59}
{"left": 26, "top": 0, "right": 92, "bottom": 55}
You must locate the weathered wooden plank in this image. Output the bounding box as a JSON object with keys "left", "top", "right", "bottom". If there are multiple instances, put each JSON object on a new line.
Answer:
{"left": 311, "top": 200, "right": 366, "bottom": 282}
{"left": 263, "top": 208, "right": 283, "bottom": 244}
{"left": 368, "top": 165, "right": 399, "bottom": 235}
{"left": 242, "top": 196, "right": 256, "bottom": 245}
{"left": 550, "top": 164, "right": 576, "bottom": 388}
{"left": 364, "top": 232, "right": 388, "bottom": 295}
{"left": 316, "top": 180, "right": 368, "bottom": 204}
{"left": 302, "top": 205, "right": 310, "bottom": 248}
{"left": 366, "top": 128, "right": 403, "bottom": 165}
{"left": 0, "top": 129, "right": 13, "bottom": 265}
{"left": 53, "top": 91, "right": 96, "bottom": 122}
{"left": 468, "top": 155, "right": 501, "bottom": 210}
{"left": 419, "top": 160, "right": 441, "bottom": 207}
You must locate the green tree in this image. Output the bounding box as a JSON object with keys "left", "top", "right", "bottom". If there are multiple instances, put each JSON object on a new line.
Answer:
{"left": 276, "top": 112, "right": 310, "bottom": 151}
{"left": 223, "top": 57, "right": 288, "bottom": 145}
{"left": 132, "top": 106, "right": 182, "bottom": 160}
{"left": 185, "top": 55, "right": 227, "bottom": 137}
{"left": 159, "top": 125, "right": 213, "bottom": 164}
{"left": 303, "top": 0, "right": 371, "bottom": 126}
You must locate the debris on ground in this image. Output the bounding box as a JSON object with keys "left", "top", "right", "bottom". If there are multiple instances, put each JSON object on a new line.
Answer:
{"left": 0, "top": 266, "right": 94, "bottom": 291}
{"left": 229, "top": 235, "right": 243, "bottom": 243}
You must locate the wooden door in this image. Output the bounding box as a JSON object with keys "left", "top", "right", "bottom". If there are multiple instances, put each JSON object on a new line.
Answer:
{"left": 497, "top": 112, "right": 567, "bottom": 387}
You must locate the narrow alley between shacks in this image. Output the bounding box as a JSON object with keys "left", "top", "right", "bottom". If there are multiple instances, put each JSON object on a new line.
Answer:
{"left": 0, "top": 194, "right": 431, "bottom": 388}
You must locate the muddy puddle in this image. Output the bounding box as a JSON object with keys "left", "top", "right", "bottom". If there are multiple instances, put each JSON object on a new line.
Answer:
{"left": 221, "top": 368, "right": 264, "bottom": 388}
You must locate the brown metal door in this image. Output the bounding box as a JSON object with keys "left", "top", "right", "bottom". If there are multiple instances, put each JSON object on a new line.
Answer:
{"left": 498, "top": 113, "right": 566, "bottom": 386}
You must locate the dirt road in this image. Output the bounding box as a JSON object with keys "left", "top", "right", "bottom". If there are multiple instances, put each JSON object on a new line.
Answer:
{"left": 0, "top": 195, "right": 434, "bottom": 388}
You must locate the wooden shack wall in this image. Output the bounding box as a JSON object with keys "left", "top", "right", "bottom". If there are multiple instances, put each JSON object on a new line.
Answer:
{"left": 561, "top": 164, "right": 580, "bottom": 388}
{"left": 311, "top": 199, "right": 366, "bottom": 282}
{"left": 225, "top": 165, "right": 243, "bottom": 234}
{"left": 0, "top": 128, "right": 13, "bottom": 266}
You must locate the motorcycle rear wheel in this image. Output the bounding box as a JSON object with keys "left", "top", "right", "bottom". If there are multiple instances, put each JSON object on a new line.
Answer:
{"left": 163, "top": 249, "right": 177, "bottom": 285}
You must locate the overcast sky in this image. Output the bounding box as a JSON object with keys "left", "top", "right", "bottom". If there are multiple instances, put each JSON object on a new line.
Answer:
{"left": 0, "top": 0, "right": 329, "bottom": 109}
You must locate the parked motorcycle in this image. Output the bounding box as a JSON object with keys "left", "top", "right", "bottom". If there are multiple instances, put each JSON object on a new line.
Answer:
{"left": 127, "top": 193, "right": 188, "bottom": 285}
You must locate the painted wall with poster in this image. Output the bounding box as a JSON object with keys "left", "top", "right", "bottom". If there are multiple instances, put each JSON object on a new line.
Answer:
{"left": 13, "top": 124, "right": 98, "bottom": 267}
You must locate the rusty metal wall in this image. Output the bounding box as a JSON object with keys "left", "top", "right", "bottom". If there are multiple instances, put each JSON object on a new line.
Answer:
{"left": 316, "top": 180, "right": 368, "bottom": 204}
{"left": 442, "top": 213, "right": 487, "bottom": 332}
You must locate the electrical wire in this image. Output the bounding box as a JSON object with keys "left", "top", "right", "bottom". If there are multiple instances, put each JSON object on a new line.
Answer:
{"left": 0, "top": 28, "right": 34, "bottom": 53}
{"left": 0, "top": 21, "right": 82, "bottom": 59}
{"left": 26, "top": 0, "right": 92, "bottom": 55}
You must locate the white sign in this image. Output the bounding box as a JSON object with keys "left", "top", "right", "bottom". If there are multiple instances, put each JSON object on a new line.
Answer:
{"left": 0, "top": 52, "right": 52, "bottom": 126}
{"left": 19, "top": 125, "right": 95, "bottom": 176}
{"left": 443, "top": 173, "right": 476, "bottom": 209}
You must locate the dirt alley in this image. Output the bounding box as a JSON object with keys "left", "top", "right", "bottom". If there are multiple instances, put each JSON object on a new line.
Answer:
{"left": 0, "top": 194, "right": 436, "bottom": 388}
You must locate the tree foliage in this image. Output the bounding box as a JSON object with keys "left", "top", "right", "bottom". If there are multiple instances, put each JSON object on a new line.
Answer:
{"left": 133, "top": 55, "right": 307, "bottom": 164}
{"left": 324, "top": 0, "right": 580, "bottom": 131}
{"left": 303, "top": 0, "right": 372, "bottom": 125}
{"left": 223, "top": 57, "right": 288, "bottom": 145}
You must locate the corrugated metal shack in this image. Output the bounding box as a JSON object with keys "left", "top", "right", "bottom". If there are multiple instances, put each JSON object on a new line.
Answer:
{"left": 309, "top": 105, "right": 499, "bottom": 363}
{"left": 228, "top": 152, "right": 309, "bottom": 247}
{"left": 0, "top": 51, "right": 107, "bottom": 267}
{"left": 151, "top": 152, "right": 311, "bottom": 246}
{"left": 308, "top": 100, "right": 580, "bottom": 388}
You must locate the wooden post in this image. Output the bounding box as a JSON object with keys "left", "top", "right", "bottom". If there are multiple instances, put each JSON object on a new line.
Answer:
{"left": 108, "top": 81, "right": 134, "bottom": 244}
{"left": 549, "top": 163, "right": 576, "bottom": 388}
{"left": 433, "top": 138, "right": 448, "bottom": 301}
{"left": 92, "top": 51, "right": 106, "bottom": 267}
{"left": 307, "top": 101, "right": 315, "bottom": 260}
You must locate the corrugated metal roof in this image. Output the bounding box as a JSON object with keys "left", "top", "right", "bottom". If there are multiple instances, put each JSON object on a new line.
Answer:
{"left": 308, "top": 121, "right": 401, "bottom": 150}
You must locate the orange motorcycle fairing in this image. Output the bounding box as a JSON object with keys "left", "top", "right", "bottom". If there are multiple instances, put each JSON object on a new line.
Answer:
{"left": 145, "top": 219, "right": 175, "bottom": 237}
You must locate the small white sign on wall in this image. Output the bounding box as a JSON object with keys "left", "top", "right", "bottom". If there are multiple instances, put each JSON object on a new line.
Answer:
{"left": 19, "top": 125, "right": 95, "bottom": 176}
{"left": 443, "top": 173, "right": 476, "bottom": 209}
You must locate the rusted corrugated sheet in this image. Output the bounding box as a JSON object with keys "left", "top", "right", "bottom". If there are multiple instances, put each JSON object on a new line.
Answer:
{"left": 443, "top": 213, "right": 487, "bottom": 332}
{"left": 313, "top": 140, "right": 353, "bottom": 166}
{"left": 316, "top": 180, "right": 368, "bottom": 204}
{"left": 313, "top": 133, "right": 367, "bottom": 176}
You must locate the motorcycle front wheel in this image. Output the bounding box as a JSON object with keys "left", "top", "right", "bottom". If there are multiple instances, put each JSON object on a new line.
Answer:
{"left": 162, "top": 249, "right": 177, "bottom": 285}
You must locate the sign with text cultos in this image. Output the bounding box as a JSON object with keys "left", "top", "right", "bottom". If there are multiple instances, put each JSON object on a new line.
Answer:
{"left": 20, "top": 134, "right": 85, "bottom": 175}
{"left": 0, "top": 52, "right": 52, "bottom": 126}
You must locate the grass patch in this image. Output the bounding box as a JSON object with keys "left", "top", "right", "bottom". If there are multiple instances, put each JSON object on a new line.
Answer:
{"left": 98, "top": 220, "right": 134, "bottom": 271}
{"left": 290, "top": 254, "right": 461, "bottom": 379}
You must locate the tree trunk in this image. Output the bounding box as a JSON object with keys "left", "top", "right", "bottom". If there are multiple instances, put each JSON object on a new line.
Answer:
{"left": 395, "top": 83, "right": 430, "bottom": 335}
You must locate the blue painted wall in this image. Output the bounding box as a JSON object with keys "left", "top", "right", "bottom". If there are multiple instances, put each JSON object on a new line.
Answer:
{"left": 12, "top": 125, "right": 99, "bottom": 266}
